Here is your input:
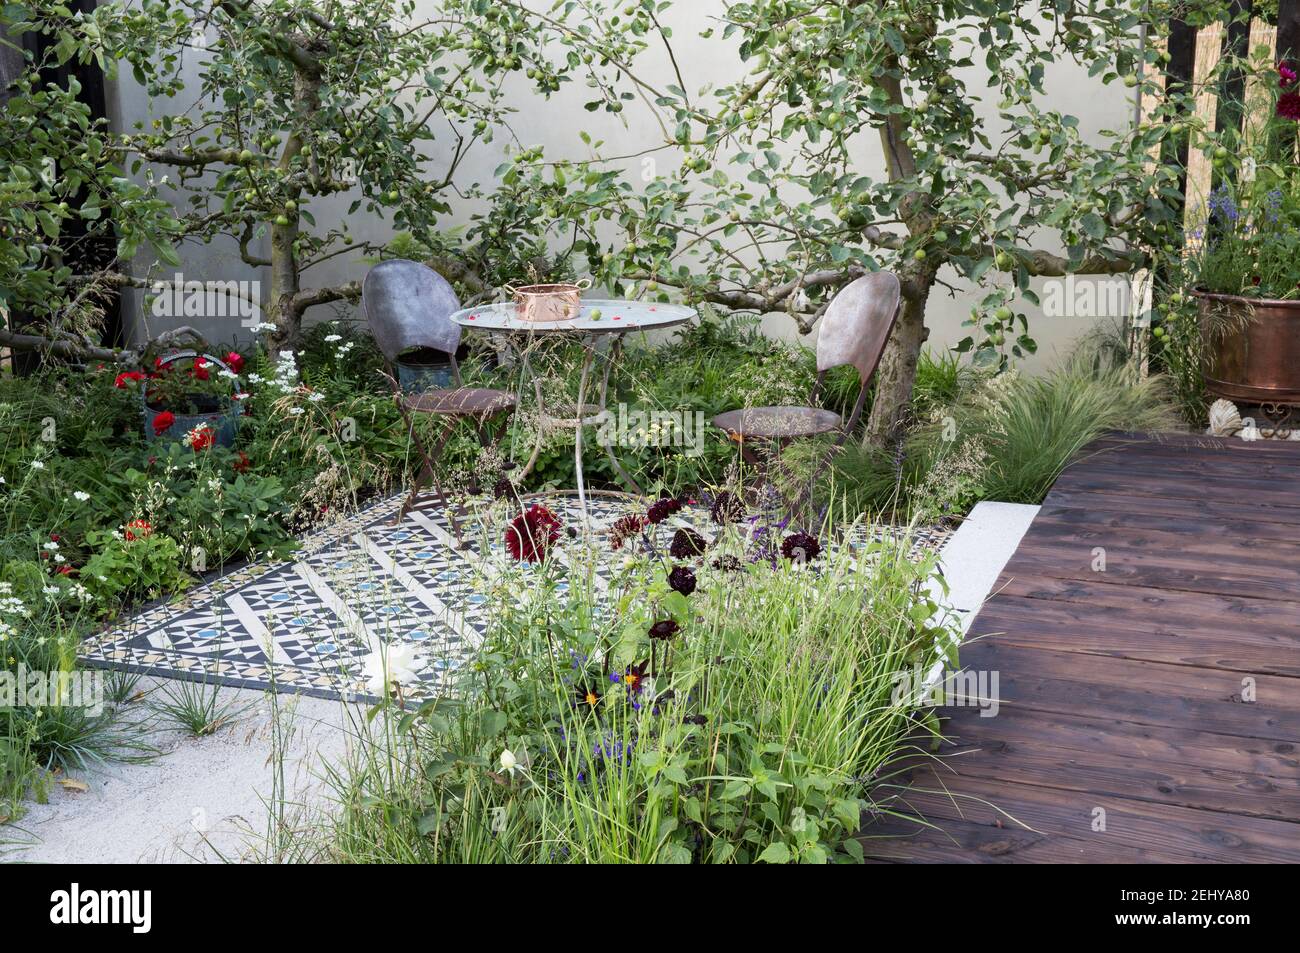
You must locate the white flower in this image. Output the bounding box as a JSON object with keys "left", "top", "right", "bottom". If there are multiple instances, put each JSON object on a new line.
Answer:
{"left": 324, "top": 334, "right": 342, "bottom": 342}
{"left": 289, "top": 407, "right": 304, "bottom": 416}
{"left": 42, "top": 541, "right": 59, "bottom": 551}
{"left": 499, "top": 748, "right": 518, "bottom": 775}
{"left": 73, "top": 491, "right": 90, "bottom": 502}
{"left": 252, "top": 322, "right": 277, "bottom": 332}
{"left": 361, "top": 642, "right": 421, "bottom": 694}
{"left": 30, "top": 460, "right": 44, "bottom": 470}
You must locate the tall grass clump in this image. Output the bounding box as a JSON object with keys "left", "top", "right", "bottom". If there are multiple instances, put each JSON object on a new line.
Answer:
{"left": 286, "top": 504, "right": 955, "bottom": 864}
{"left": 909, "top": 347, "right": 1178, "bottom": 509}
{"left": 788, "top": 343, "right": 1178, "bottom": 521}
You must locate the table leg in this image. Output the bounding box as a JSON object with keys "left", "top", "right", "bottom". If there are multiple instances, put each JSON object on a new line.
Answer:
{"left": 597, "top": 335, "right": 645, "bottom": 495}
{"left": 573, "top": 343, "right": 596, "bottom": 527}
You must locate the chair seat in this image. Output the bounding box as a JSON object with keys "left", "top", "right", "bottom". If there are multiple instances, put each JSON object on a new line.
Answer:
{"left": 712, "top": 405, "right": 841, "bottom": 439}
{"left": 402, "top": 387, "right": 516, "bottom": 415}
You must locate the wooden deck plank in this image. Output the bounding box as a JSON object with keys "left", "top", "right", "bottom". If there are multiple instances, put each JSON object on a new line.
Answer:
{"left": 970, "top": 597, "right": 1300, "bottom": 676}
{"left": 868, "top": 774, "right": 1300, "bottom": 863}
{"left": 864, "top": 431, "right": 1300, "bottom": 863}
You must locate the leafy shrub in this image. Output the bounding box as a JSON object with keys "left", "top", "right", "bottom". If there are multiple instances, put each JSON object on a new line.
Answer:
{"left": 80, "top": 531, "right": 192, "bottom": 606}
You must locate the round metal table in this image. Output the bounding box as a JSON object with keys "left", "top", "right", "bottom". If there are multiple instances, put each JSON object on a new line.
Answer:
{"left": 450, "top": 299, "right": 696, "bottom": 521}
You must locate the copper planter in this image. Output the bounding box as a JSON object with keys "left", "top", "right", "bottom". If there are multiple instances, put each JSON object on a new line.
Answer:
{"left": 505, "top": 280, "right": 591, "bottom": 322}
{"left": 1196, "top": 290, "right": 1300, "bottom": 405}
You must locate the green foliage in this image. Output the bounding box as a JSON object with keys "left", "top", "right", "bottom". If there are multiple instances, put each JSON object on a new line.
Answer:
{"left": 1187, "top": 58, "right": 1300, "bottom": 299}
{"left": 916, "top": 355, "right": 1177, "bottom": 507}
{"left": 797, "top": 345, "right": 1178, "bottom": 518}
{"left": 0, "top": 0, "right": 186, "bottom": 327}
{"left": 79, "top": 530, "right": 192, "bottom": 606}
{"left": 151, "top": 677, "right": 252, "bottom": 737}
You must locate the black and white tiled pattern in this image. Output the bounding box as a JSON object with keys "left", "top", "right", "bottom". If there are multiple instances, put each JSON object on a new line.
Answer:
{"left": 79, "top": 494, "right": 953, "bottom": 702}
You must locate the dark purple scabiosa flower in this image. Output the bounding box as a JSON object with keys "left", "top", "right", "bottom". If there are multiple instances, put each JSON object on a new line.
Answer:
{"left": 711, "top": 554, "right": 742, "bottom": 573}
{"left": 575, "top": 683, "right": 602, "bottom": 709}
{"left": 780, "top": 531, "right": 822, "bottom": 563}
{"left": 646, "top": 496, "right": 681, "bottom": 525}
{"left": 492, "top": 476, "right": 514, "bottom": 501}
{"left": 683, "top": 714, "right": 707, "bottom": 726}
{"left": 709, "top": 490, "right": 744, "bottom": 526}
{"left": 667, "top": 565, "right": 697, "bottom": 596}
{"left": 505, "top": 503, "right": 562, "bottom": 562}
{"left": 669, "top": 527, "right": 707, "bottom": 559}
{"left": 1281, "top": 61, "right": 1298, "bottom": 87}
{"left": 648, "top": 619, "right": 680, "bottom": 640}
{"left": 609, "top": 513, "right": 647, "bottom": 550}
{"left": 1278, "top": 91, "right": 1300, "bottom": 121}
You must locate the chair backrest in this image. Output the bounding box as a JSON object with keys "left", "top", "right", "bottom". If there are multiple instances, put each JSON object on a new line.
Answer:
{"left": 815, "top": 271, "right": 902, "bottom": 385}
{"left": 361, "top": 259, "right": 462, "bottom": 364}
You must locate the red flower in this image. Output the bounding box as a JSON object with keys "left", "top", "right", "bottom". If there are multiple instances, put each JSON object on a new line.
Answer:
{"left": 114, "top": 371, "right": 145, "bottom": 388}
{"left": 1278, "top": 91, "right": 1300, "bottom": 121}
{"left": 232, "top": 451, "right": 251, "bottom": 473}
{"left": 151, "top": 410, "right": 176, "bottom": 436}
{"left": 124, "top": 519, "right": 153, "bottom": 541}
{"left": 1281, "top": 62, "right": 1297, "bottom": 87}
{"left": 505, "top": 504, "right": 562, "bottom": 562}
{"left": 192, "top": 358, "right": 210, "bottom": 381}
{"left": 54, "top": 564, "right": 75, "bottom": 576}
{"left": 225, "top": 351, "right": 245, "bottom": 374}
{"left": 186, "top": 424, "right": 215, "bottom": 451}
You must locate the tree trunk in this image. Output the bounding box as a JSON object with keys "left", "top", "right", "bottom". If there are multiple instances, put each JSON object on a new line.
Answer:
{"left": 862, "top": 268, "right": 934, "bottom": 448}
{"left": 267, "top": 218, "right": 301, "bottom": 354}
{"left": 266, "top": 66, "right": 317, "bottom": 355}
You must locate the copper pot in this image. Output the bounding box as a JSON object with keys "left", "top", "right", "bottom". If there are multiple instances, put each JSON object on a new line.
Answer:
{"left": 1196, "top": 290, "right": 1300, "bottom": 405}
{"left": 505, "top": 279, "right": 591, "bottom": 322}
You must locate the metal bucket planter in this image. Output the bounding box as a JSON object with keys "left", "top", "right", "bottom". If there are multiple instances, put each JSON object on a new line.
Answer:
{"left": 395, "top": 347, "right": 454, "bottom": 393}
{"left": 1196, "top": 291, "right": 1300, "bottom": 405}
{"left": 143, "top": 351, "right": 242, "bottom": 448}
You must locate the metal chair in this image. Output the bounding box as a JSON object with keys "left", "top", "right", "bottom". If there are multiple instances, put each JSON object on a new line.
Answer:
{"left": 712, "top": 270, "right": 901, "bottom": 470}
{"left": 362, "top": 259, "right": 516, "bottom": 531}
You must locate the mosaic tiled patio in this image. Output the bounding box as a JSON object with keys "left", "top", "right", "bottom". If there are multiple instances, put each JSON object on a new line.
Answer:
{"left": 79, "top": 495, "right": 952, "bottom": 702}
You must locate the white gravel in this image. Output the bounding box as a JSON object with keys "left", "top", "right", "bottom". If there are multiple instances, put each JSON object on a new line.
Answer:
{"left": 3, "top": 679, "right": 361, "bottom": 863}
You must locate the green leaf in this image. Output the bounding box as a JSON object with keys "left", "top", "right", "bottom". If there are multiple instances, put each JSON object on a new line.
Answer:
{"left": 757, "top": 842, "right": 791, "bottom": 864}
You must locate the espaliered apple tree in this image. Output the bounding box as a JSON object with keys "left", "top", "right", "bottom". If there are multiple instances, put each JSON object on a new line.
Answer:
{"left": 120, "top": 0, "right": 644, "bottom": 352}
{"left": 528, "top": 0, "right": 1190, "bottom": 447}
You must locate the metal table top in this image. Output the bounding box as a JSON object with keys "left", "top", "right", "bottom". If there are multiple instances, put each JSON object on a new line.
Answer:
{"left": 449, "top": 299, "right": 696, "bottom": 334}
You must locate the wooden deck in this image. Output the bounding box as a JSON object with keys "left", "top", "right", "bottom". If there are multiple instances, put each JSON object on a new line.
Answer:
{"left": 863, "top": 431, "right": 1300, "bottom": 863}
